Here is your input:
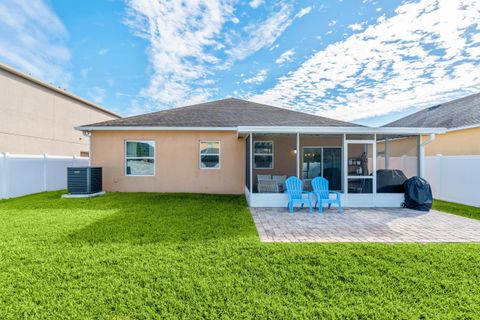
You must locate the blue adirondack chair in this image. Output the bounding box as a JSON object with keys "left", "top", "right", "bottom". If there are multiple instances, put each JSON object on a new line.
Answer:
{"left": 311, "top": 177, "right": 343, "bottom": 213}
{"left": 285, "top": 176, "right": 313, "bottom": 215}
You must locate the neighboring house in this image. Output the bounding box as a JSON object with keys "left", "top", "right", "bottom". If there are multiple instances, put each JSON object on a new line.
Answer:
{"left": 384, "top": 92, "right": 480, "bottom": 156}
{"left": 0, "top": 63, "right": 120, "bottom": 156}
{"left": 77, "top": 98, "right": 443, "bottom": 207}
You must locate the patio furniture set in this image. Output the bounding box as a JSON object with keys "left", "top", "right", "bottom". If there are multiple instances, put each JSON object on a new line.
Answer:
{"left": 285, "top": 176, "right": 343, "bottom": 215}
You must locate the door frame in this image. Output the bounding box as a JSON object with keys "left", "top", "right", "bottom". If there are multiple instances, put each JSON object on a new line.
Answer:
{"left": 343, "top": 137, "right": 377, "bottom": 207}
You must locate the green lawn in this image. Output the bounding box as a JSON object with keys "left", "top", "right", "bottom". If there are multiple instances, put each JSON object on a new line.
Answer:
{"left": 1, "top": 192, "right": 480, "bottom": 319}
{"left": 433, "top": 199, "right": 480, "bottom": 221}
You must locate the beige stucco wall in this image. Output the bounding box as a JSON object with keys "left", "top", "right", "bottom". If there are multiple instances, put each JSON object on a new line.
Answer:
{"left": 90, "top": 130, "right": 245, "bottom": 194}
{"left": 0, "top": 68, "right": 118, "bottom": 156}
{"left": 423, "top": 127, "right": 480, "bottom": 156}
{"left": 376, "top": 128, "right": 480, "bottom": 157}
{"left": 376, "top": 136, "right": 418, "bottom": 157}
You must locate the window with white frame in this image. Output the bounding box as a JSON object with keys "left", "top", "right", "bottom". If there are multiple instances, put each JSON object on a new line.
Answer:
{"left": 200, "top": 141, "right": 220, "bottom": 169}
{"left": 125, "top": 140, "right": 155, "bottom": 176}
{"left": 254, "top": 141, "right": 273, "bottom": 169}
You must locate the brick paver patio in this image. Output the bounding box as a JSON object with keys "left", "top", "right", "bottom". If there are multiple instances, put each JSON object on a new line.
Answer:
{"left": 250, "top": 207, "right": 480, "bottom": 243}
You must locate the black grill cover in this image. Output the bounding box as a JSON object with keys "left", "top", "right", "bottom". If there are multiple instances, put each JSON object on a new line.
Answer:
{"left": 403, "top": 176, "right": 433, "bottom": 211}
{"left": 377, "top": 169, "right": 408, "bottom": 193}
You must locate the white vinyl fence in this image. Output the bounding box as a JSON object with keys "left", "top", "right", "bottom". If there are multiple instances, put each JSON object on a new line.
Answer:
{"left": 424, "top": 155, "right": 480, "bottom": 207}
{"left": 379, "top": 155, "right": 480, "bottom": 207}
{"left": 0, "top": 153, "right": 89, "bottom": 199}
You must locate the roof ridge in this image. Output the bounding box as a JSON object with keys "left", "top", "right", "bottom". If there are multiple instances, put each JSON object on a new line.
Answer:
{"left": 80, "top": 98, "right": 363, "bottom": 128}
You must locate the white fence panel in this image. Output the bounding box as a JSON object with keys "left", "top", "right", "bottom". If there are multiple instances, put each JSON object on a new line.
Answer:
{"left": 375, "top": 155, "right": 479, "bottom": 207}
{"left": 425, "top": 155, "right": 480, "bottom": 207}
{"left": 0, "top": 153, "right": 89, "bottom": 199}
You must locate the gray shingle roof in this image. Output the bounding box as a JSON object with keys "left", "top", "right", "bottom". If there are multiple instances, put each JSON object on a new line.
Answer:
{"left": 384, "top": 92, "right": 480, "bottom": 129}
{"left": 80, "top": 98, "right": 362, "bottom": 128}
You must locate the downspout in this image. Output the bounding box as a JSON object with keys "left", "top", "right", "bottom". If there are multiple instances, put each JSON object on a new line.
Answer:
{"left": 82, "top": 130, "right": 91, "bottom": 166}
{"left": 418, "top": 133, "right": 435, "bottom": 178}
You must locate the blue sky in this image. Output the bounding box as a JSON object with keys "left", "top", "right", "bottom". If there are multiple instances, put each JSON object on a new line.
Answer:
{"left": 1, "top": 0, "right": 480, "bottom": 126}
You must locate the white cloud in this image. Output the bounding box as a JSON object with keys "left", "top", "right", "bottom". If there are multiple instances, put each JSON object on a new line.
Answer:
{"left": 295, "top": 6, "right": 312, "bottom": 19}
{"left": 227, "top": 3, "right": 298, "bottom": 60}
{"left": 253, "top": 0, "right": 480, "bottom": 122}
{"left": 269, "top": 44, "right": 280, "bottom": 51}
{"left": 98, "top": 48, "right": 109, "bottom": 55}
{"left": 249, "top": 0, "right": 262, "bottom": 9}
{"left": 328, "top": 20, "right": 336, "bottom": 27}
{"left": 87, "top": 86, "right": 106, "bottom": 103}
{"left": 124, "top": 0, "right": 234, "bottom": 109}
{"left": 348, "top": 23, "right": 363, "bottom": 31}
{"left": 0, "top": 0, "right": 70, "bottom": 86}
{"left": 244, "top": 69, "right": 267, "bottom": 84}
{"left": 125, "top": 0, "right": 303, "bottom": 112}
{"left": 275, "top": 49, "right": 295, "bottom": 64}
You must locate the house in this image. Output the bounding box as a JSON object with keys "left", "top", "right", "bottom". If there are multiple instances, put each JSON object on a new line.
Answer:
{"left": 384, "top": 92, "right": 480, "bottom": 156}
{"left": 77, "top": 98, "right": 444, "bottom": 207}
{"left": 0, "top": 62, "right": 120, "bottom": 156}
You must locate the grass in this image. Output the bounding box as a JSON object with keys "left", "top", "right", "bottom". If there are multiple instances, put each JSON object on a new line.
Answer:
{"left": 433, "top": 199, "right": 480, "bottom": 221}
{"left": 0, "top": 192, "right": 480, "bottom": 319}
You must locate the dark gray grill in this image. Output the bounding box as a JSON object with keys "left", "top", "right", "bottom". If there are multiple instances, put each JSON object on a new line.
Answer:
{"left": 67, "top": 167, "right": 102, "bottom": 194}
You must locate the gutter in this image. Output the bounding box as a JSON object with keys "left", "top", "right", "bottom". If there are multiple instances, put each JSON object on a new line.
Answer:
{"left": 75, "top": 126, "right": 238, "bottom": 132}
{"left": 446, "top": 124, "right": 480, "bottom": 132}
{"left": 77, "top": 125, "right": 446, "bottom": 135}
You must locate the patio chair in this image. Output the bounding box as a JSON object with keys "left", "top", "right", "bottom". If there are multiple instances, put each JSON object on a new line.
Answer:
{"left": 285, "top": 176, "right": 313, "bottom": 215}
{"left": 258, "top": 179, "right": 279, "bottom": 193}
{"left": 311, "top": 177, "right": 343, "bottom": 213}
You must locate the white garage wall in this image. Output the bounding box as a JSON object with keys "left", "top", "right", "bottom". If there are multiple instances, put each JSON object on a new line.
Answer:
{"left": 0, "top": 153, "right": 89, "bottom": 199}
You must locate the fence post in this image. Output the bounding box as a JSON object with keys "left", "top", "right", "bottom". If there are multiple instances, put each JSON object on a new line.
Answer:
{"left": 43, "top": 153, "right": 48, "bottom": 192}
{"left": 1, "top": 152, "right": 9, "bottom": 199}
{"left": 438, "top": 155, "right": 443, "bottom": 200}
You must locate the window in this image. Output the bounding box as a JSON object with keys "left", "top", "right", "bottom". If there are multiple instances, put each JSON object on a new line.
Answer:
{"left": 254, "top": 141, "right": 273, "bottom": 169}
{"left": 125, "top": 140, "right": 155, "bottom": 176}
{"left": 200, "top": 141, "right": 220, "bottom": 169}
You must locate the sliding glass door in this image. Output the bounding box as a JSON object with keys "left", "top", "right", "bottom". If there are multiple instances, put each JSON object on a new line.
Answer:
{"left": 302, "top": 147, "right": 342, "bottom": 191}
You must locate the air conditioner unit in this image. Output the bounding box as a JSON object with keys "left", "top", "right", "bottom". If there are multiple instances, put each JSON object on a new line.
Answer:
{"left": 67, "top": 167, "right": 102, "bottom": 194}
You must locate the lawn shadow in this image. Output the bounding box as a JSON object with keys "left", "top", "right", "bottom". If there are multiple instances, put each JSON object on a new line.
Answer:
{"left": 65, "top": 192, "right": 257, "bottom": 245}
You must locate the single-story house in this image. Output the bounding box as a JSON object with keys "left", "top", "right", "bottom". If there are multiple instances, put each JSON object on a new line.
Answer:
{"left": 0, "top": 62, "right": 120, "bottom": 156}
{"left": 77, "top": 98, "right": 444, "bottom": 207}
{"left": 384, "top": 92, "right": 480, "bottom": 156}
